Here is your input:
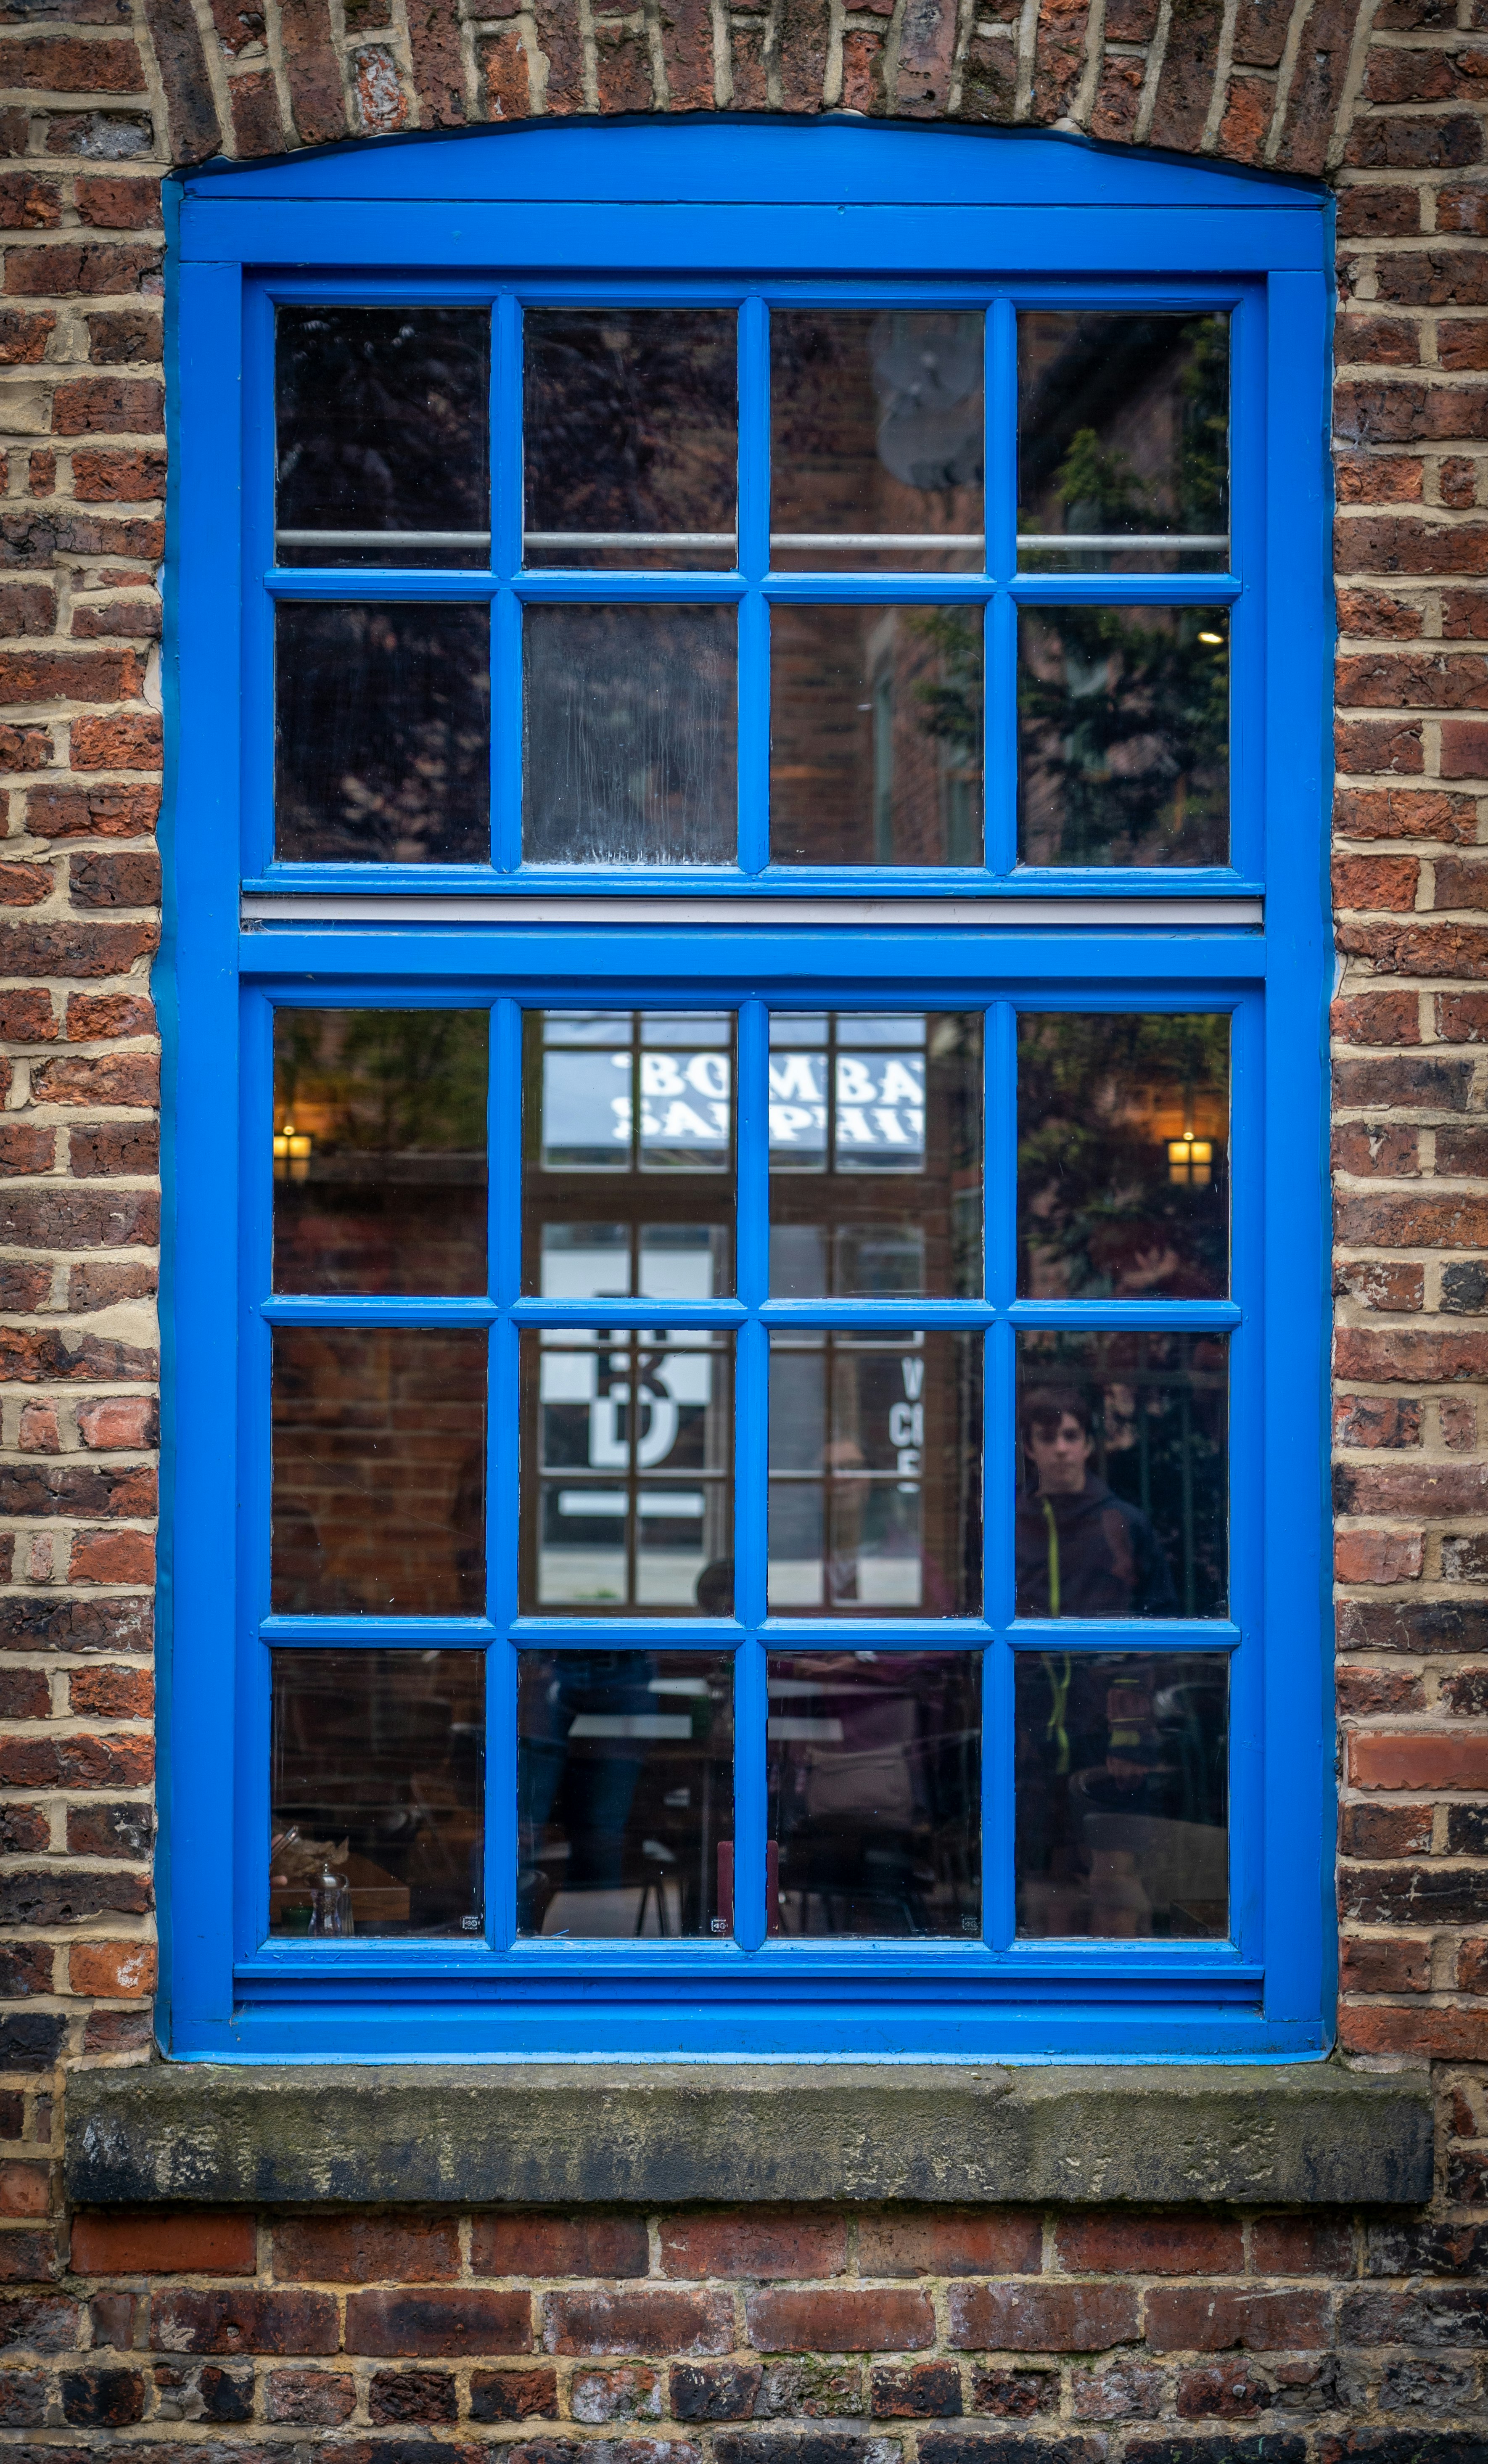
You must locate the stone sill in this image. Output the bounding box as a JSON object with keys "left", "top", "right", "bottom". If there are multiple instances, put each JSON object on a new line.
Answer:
{"left": 65, "top": 2062, "right": 1432, "bottom": 2211}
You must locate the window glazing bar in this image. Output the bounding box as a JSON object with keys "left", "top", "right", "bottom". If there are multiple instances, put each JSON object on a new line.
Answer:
{"left": 275, "top": 528, "right": 492, "bottom": 547}
{"left": 1017, "top": 534, "right": 1230, "bottom": 550}
{"left": 241, "top": 892, "right": 1264, "bottom": 926}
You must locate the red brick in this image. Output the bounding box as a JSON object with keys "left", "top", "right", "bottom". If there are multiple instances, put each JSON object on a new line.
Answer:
{"left": 1332, "top": 853, "right": 1419, "bottom": 909}
{"left": 3, "top": 241, "right": 159, "bottom": 295}
{"left": 30, "top": 1052, "right": 156, "bottom": 1106}
{"left": 151, "top": 2287, "right": 336, "bottom": 2355}
{"left": 660, "top": 2213, "right": 847, "bottom": 2280}
{"left": 72, "top": 596, "right": 159, "bottom": 640}
{"left": 0, "top": 1121, "right": 53, "bottom": 1172}
{"left": 1351, "top": 1730, "right": 1488, "bottom": 1788}
{"left": 0, "top": 989, "right": 55, "bottom": 1042}
{"left": 1336, "top": 454, "right": 1424, "bottom": 505}
{"left": 273, "top": 2215, "right": 460, "bottom": 2284}
{"left": 67, "top": 1939, "right": 155, "bottom": 1997}
{"left": 1445, "top": 719, "right": 1488, "bottom": 776}
{"left": 1456, "top": 1937, "right": 1488, "bottom": 1992}
{"left": 1439, "top": 992, "right": 1488, "bottom": 1039}
{"left": 71, "top": 448, "right": 165, "bottom": 503}
{"left": 471, "top": 2215, "right": 649, "bottom": 2279}
{"left": 72, "top": 2212, "right": 256, "bottom": 2276}
{"left": 544, "top": 2288, "right": 732, "bottom": 2358}
{"left": 1336, "top": 1664, "right": 1425, "bottom": 1714}
{"left": 947, "top": 2282, "right": 1140, "bottom": 2352}
{"left": 1340, "top": 1801, "right": 1432, "bottom": 1854}
{"left": 469, "top": 2365, "right": 559, "bottom": 2420}
{"left": 1334, "top": 1396, "right": 1422, "bottom": 1449}
{"left": 1340, "top": 2004, "right": 1488, "bottom": 2057}
{"left": 0, "top": 2165, "right": 49, "bottom": 2220}
{"left": 0, "top": 863, "right": 51, "bottom": 907}
{"left": 1333, "top": 1123, "right": 1420, "bottom": 1177}
{"left": 1337, "top": 315, "right": 1421, "bottom": 365}
{"left": 1335, "top": 716, "right": 1423, "bottom": 772}
{"left": 1250, "top": 2216, "right": 1354, "bottom": 2275}
{"left": 1144, "top": 2286, "right": 1330, "bottom": 2352}
{"left": 746, "top": 2287, "right": 934, "bottom": 2353}
{"left": 1443, "top": 323, "right": 1488, "bottom": 370}
{"left": 69, "top": 1664, "right": 151, "bottom": 1715}
{"left": 0, "top": 1663, "right": 48, "bottom": 1713}
{"left": 1335, "top": 1528, "right": 1423, "bottom": 1582}
{"left": 347, "top": 2288, "right": 533, "bottom": 2357}
{"left": 0, "top": 35, "right": 145, "bottom": 87}
{"left": 69, "top": 1528, "right": 153, "bottom": 1583}
{"left": 27, "top": 782, "right": 158, "bottom": 838}
{"left": 856, "top": 2212, "right": 1042, "bottom": 2277}
{"left": 69, "top": 712, "right": 160, "bottom": 769}
{"left": 264, "top": 2368, "right": 357, "bottom": 2424}
{"left": 74, "top": 178, "right": 160, "bottom": 230}
{"left": 1176, "top": 2365, "right": 1274, "bottom": 2418}
{"left": 1338, "top": 790, "right": 1480, "bottom": 845}
{"left": 1054, "top": 2215, "right": 1245, "bottom": 2276}
{"left": 1339, "top": 1934, "right": 1430, "bottom": 1992}
{"left": 872, "top": 2361, "right": 964, "bottom": 2416}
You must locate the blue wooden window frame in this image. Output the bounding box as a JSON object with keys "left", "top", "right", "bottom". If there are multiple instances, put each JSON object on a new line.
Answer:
{"left": 164, "top": 121, "right": 1333, "bottom": 2060}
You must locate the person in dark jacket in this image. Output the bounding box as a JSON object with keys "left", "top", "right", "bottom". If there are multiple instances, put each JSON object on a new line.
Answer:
{"left": 1015, "top": 1384, "right": 1176, "bottom": 1617}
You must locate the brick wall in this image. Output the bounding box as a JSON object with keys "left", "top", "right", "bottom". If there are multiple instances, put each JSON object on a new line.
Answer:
{"left": 0, "top": 0, "right": 1481, "bottom": 2449}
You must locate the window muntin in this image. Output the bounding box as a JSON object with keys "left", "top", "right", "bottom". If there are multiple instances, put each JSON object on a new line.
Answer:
{"left": 258, "top": 284, "right": 1245, "bottom": 886}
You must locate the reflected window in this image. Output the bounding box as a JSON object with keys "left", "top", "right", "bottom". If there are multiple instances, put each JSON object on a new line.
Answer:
{"left": 524, "top": 309, "right": 737, "bottom": 568}
{"left": 524, "top": 1331, "right": 734, "bottom": 1613}
{"left": 1015, "top": 1650, "right": 1228, "bottom": 1938}
{"left": 270, "top": 1648, "right": 485, "bottom": 1938}
{"left": 518, "top": 1651, "right": 732, "bottom": 1936}
{"left": 273, "top": 1008, "right": 488, "bottom": 1295}
{"left": 1018, "top": 605, "right": 1228, "bottom": 870}
{"left": 1018, "top": 311, "right": 1229, "bottom": 573}
{"left": 770, "top": 604, "right": 983, "bottom": 867}
{"left": 271, "top": 1328, "right": 486, "bottom": 1615}
{"left": 275, "top": 601, "right": 490, "bottom": 866}
{"left": 768, "top": 1652, "right": 981, "bottom": 1937}
{"left": 525, "top": 1009, "right": 734, "bottom": 1297}
{"left": 1015, "top": 1333, "right": 1227, "bottom": 1620}
{"left": 523, "top": 603, "right": 736, "bottom": 866}
{"left": 771, "top": 311, "right": 984, "bottom": 571}
{"left": 1017, "top": 1012, "right": 1228, "bottom": 1300}
{"left": 769, "top": 1332, "right": 981, "bottom": 1615}
{"left": 275, "top": 305, "right": 490, "bottom": 569}
{"left": 769, "top": 1012, "right": 982, "bottom": 1298}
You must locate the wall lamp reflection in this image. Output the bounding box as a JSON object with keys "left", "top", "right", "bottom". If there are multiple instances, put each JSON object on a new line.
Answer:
{"left": 273, "top": 1122, "right": 313, "bottom": 1182}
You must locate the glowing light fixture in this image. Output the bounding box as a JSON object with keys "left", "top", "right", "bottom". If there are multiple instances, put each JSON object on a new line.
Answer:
{"left": 273, "top": 1121, "right": 313, "bottom": 1181}
{"left": 1196, "top": 629, "right": 1224, "bottom": 647}
{"left": 1167, "top": 1131, "right": 1213, "bottom": 1187}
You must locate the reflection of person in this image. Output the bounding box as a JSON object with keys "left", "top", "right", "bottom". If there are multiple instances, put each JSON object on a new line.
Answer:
{"left": 1015, "top": 1385, "right": 1175, "bottom": 1616}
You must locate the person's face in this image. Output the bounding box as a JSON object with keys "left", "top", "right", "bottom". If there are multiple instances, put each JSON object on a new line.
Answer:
{"left": 1028, "top": 1411, "right": 1093, "bottom": 1494}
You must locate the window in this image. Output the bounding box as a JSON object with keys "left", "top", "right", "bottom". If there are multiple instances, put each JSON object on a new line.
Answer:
{"left": 168, "top": 122, "right": 1332, "bottom": 2058}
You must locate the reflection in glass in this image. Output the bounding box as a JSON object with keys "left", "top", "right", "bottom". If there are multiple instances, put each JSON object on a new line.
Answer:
{"left": 769, "top": 1013, "right": 981, "bottom": 1298}
{"left": 273, "top": 1009, "right": 488, "bottom": 1295}
{"left": 771, "top": 312, "right": 984, "bottom": 571}
{"left": 275, "top": 602, "right": 490, "bottom": 865}
{"left": 770, "top": 605, "right": 983, "bottom": 866}
{"left": 518, "top": 1651, "right": 732, "bottom": 1936}
{"left": 523, "top": 604, "right": 736, "bottom": 866}
{"left": 271, "top": 1328, "right": 486, "bottom": 1615}
{"left": 1015, "top": 1651, "right": 1228, "bottom": 1937}
{"left": 1018, "top": 312, "right": 1229, "bottom": 572}
{"left": 1015, "top": 1333, "right": 1227, "bottom": 1619}
{"left": 524, "top": 1010, "right": 733, "bottom": 1299}
{"left": 523, "top": 309, "right": 737, "bottom": 568}
{"left": 524, "top": 1331, "right": 733, "bottom": 1613}
{"left": 768, "top": 1653, "right": 980, "bottom": 1936}
{"left": 1017, "top": 1013, "right": 1228, "bottom": 1301}
{"left": 1018, "top": 606, "right": 1228, "bottom": 869}
{"left": 275, "top": 306, "right": 490, "bottom": 568}
{"left": 270, "top": 1649, "right": 484, "bottom": 1938}
{"left": 769, "top": 1332, "right": 981, "bottom": 1615}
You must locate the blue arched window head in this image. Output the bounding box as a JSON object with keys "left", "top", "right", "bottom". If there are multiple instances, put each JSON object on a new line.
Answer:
{"left": 164, "top": 120, "right": 1333, "bottom": 2059}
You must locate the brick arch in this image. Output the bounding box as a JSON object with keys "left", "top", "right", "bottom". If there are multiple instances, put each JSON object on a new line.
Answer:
{"left": 143, "top": 0, "right": 1384, "bottom": 177}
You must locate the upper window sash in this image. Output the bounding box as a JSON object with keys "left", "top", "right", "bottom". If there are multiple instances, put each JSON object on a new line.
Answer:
{"left": 238, "top": 276, "right": 1265, "bottom": 896}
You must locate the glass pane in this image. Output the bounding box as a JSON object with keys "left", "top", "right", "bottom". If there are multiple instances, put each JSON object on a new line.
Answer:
{"left": 274, "top": 1009, "right": 488, "bottom": 1296}
{"left": 1018, "top": 311, "right": 1229, "bottom": 573}
{"left": 518, "top": 1650, "right": 732, "bottom": 1936}
{"left": 275, "top": 305, "right": 490, "bottom": 569}
{"left": 1015, "top": 1650, "right": 1228, "bottom": 1937}
{"left": 769, "top": 1013, "right": 982, "bottom": 1298}
{"left": 524, "top": 1010, "right": 734, "bottom": 1298}
{"left": 1017, "top": 1013, "right": 1228, "bottom": 1301}
{"left": 770, "top": 605, "right": 983, "bottom": 866}
{"left": 523, "top": 605, "right": 736, "bottom": 866}
{"left": 270, "top": 1648, "right": 484, "bottom": 1938}
{"left": 769, "top": 1332, "right": 982, "bottom": 1615}
{"left": 524, "top": 1331, "right": 734, "bottom": 1614}
{"left": 523, "top": 309, "right": 737, "bottom": 569}
{"left": 768, "top": 1652, "right": 981, "bottom": 1937}
{"left": 1015, "top": 1333, "right": 1227, "bottom": 1619}
{"left": 1018, "top": 606, "right": 1228, "bottom": 870}
{"left": 771, "top": 311, "right": 984, "bottom": 572}
{"left": 275, "top": 601, "right": 490, "bottom": 865}
{"left": 272, "top": 1328, "right": 486, "bottom": 1615}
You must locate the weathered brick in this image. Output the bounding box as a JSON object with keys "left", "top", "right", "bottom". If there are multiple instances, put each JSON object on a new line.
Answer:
{"left": 1145, "top": 2287, "right": 1331, "bottom": 2352}
{"left": 151, "top": 2288, "right": 338, "bottom": 2356}
{"left": 274, "top": 2215, "right": 460, "bottom": 2284}
{"left": 472, "top": 2215, "right": 650, "bottom": 2279}
{"left": 660, "top": 2215, "right": 847, "bottom": 2282}
{"left": 545, "top": 2289, "right": 732, "bottom": 2358}
{"left": 747, "top": 2289, "right": 935, "bottom": 2353}
{"left": 948, "top": 2283, "right": 1140, "bottom": 2352}
{"left": 348, "top": 2288, "right": 533, "bottom": 2356}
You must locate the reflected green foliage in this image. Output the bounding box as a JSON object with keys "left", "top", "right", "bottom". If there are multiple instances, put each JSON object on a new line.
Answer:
{"left": 1018, "top": 1012, "right": 1229, "bottom": 1300}
{"left": 1018, "top": 605, "right": 1228, "bottom": 867}
{"left": 274, "top": 1009, "right": 489, "bottom": 1154}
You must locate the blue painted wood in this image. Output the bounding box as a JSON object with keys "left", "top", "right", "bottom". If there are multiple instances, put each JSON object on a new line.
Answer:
{"left": 165, "top": 121, "right": 1333, "bottom": 2061}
